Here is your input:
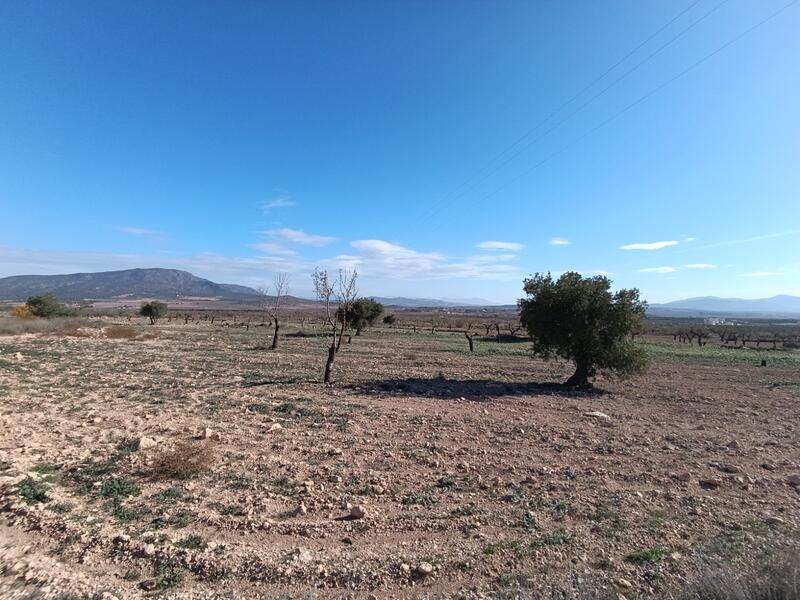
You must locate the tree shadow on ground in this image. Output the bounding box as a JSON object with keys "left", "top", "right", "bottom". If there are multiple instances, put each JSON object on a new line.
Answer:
{"left": 346, "top": 377, "right": 606, "bottom": 401}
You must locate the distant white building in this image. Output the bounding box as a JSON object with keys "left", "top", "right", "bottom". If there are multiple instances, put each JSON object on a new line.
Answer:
{"left": 703, "top": 317, "right": 726, "bottom": 325}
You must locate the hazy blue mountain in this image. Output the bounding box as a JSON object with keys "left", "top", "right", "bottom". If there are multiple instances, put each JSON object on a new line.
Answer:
{"left": 0, "top": 268, "right": 262, "bottom": 301}
{"left": 648, "top": 295, "right": 800, "bottom": 318}
{"left": 370, "top": 296, "right": 496, "bottom": 308}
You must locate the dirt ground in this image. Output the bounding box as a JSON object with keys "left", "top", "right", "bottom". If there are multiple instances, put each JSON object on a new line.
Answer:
{"left": 1, "top": 319, "right": 799, "bottom": 599}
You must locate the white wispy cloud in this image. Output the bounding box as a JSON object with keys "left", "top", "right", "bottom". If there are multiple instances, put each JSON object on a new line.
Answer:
{"left": 684, "top": 263, "right": 717, "bottom": 269}
{"left": 117, "top": 226, "right": 165, "bottom": 237}
{"left": 620, "top": 240, "right": 678, "bottom": 251}
{"left": 324, "top": 240, "right": 521, "bottom": 281}
{"left": 265, "top": 228, "right": 337, "bottom": 246}
{"left": 476, "top": 241, "right": 524, "bottom": 251}
{"left": 738, "top": 271, "right": 782, "bottom": 278}
{"left": 699, "top": 229, "right": 800, "bottom": 250}
{"left": 549, "top": 237, "right": 571, "bottom": 246}
{"left": 250, "top": 242, "right": 299, "bottom": 257}
{"left": 259, "top": 196, "right": 296, "bottom": 214}
{"left": 587, "top": 269, "right": 614, "bottom": 276}
{"left": 638, "top": 266, "right": 678, "bottom": 273}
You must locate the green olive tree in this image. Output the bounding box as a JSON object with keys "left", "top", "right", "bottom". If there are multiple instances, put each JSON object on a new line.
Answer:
{"left": 518, "top": 272, "right": 647, "bottom": 387}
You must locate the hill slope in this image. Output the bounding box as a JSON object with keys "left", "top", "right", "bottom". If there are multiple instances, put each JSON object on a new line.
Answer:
{"left": 648, "top": 295, "right": 800, "bottom": 318}
{"left": 0, "top": 268, "right": 262, "bottom": 301}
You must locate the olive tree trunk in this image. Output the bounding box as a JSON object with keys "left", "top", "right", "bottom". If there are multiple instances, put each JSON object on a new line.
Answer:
{"left": 565, "top": 360, "right": 591, "bottom": 387}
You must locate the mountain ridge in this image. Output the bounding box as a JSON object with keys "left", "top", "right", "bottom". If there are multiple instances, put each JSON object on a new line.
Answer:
{"left": 648, "top": 294, "right": 800, "bottom": 318}
{"left": 0, "top": 268, "right": 262, "bottom": 301}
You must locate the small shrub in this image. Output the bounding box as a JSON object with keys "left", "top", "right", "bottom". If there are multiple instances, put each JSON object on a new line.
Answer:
{"left": 154, "top": 558, "right": 185, "bottom": 590}
{"left": 19, "top": 477, "right": 49, "bottom": 504}
{"left": 26, "top": 294, "right": 74, "bottom": 318}
{"left": 152, "top": 485, "right": 191, "bottom": 504}
{"left": 175, "top": 535, "right": 206, "bottom": 550}
{"left": 152, "top": 440, "right": 215, "bottom": 480}
{"left": 401, "top": 488, "right": 438, "bottom": 507}
{"left": 100, "top": 477, "right": 139, "bottom": 499}
{"left": 31, "top": 462, "right": 60, "bottom": 475}
{"left": 10, "top": 305, "right": 35, "bottom": 319}
{"left": 626, "top": 548, "right": 668, "bottom": 565}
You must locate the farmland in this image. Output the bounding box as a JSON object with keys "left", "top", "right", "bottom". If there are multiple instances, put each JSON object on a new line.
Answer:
{"left": 1, "top": 316, "right": 799, "bottom": 599}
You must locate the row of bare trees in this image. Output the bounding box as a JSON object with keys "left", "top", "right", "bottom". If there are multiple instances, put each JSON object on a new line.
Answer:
{"left": 668, "top": 325, "right": 800, "bottom": 349}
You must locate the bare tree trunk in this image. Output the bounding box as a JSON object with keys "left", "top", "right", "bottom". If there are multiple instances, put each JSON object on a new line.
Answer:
{"left": 464, "top": 331, "right": 474, "bottom": 352}
{"left": 270, "top": 316, "right": 280, "bottom": 349}
{"left": 336, "top": 322, "right": 345, "bottom": 351}
{"left": 324, "top": 327, "right": 337, "bottom": 384}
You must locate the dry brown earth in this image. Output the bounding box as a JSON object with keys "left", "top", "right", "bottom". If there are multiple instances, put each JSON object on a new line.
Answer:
{"left": 0, "top": 320, "right": 798, "bottom": 599}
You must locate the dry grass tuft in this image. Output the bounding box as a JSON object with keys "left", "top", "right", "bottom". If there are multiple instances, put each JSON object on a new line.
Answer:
{"left": 0, "top": 316, "right": 99, "bottom": 336}
{"left": 10, "top": 305, "right": 35, "bottom": 319}
{"left": 673, "top": 552, "right": 800, "bottom": 600}
{"left": 104, "top": 325, "right": 139, "bottom": 339}
{"left": 151, "top": 440, "right": 216, "bottom": 480}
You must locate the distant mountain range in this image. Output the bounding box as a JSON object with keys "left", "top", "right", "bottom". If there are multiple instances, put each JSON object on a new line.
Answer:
{"left": 1, "top": 268, "right": 798, "bottom": 317}
{"left": 648, "top": 295, "right": 800, "bottom": 318}
{"left": 0, "top": 268, "right": 262, "bottom": 301}
{"left": 370, "top": 296, "right": 497, "bottom": 308}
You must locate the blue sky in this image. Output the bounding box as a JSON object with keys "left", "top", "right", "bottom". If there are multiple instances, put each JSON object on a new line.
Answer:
{"left": 1, "top": 0, "right": 798, "bottom": 303}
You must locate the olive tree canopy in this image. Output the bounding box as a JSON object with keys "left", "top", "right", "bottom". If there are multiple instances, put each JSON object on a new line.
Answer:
{"left": 518, "top": 272, "right": 647, "bottom": 387}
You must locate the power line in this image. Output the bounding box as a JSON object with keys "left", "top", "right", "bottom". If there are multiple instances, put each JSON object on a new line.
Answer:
{"left": 437, "top": 0, "right": 798, "bottom": 222}
{"left": 425, "top": 0, "right": 704, "bottom": 207}
{"left": 420, "top": 0, "right": 730, "bottom": 222}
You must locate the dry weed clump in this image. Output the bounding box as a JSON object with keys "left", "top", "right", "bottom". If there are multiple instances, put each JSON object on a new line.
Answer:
{"left": 0, "top": 316, "right": 98, "bottom": 336}
{"left": 672, "top": 551, "right": 800, "bottom": 600}
{"left": 151, "top": 440, "right": 216, "bottom": 480}
{"left": 104, "top": 325, "right": 139, "bottom": 339}
{"left": 10, "top": 305, "right": 36, "bottom": 319}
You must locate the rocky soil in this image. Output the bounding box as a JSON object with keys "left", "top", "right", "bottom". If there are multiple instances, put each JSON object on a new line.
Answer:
{"left": 0, "top": 321, "right": 798, "bottom": 598}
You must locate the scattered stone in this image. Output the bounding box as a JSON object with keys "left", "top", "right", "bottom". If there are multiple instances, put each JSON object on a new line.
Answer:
{"left": 201, "top": 427, "right": 220, "bottom": 440}
{"left": 765, "top": 516, "right": 785, "bottom": 526}
{"left": 761, "top": 463, "right": 777, "bottom": 471}
{"left": 296, "top": 502, "right": 308, "bottom": 516}
{"left": 717, "top": 463, "right": 742, "bottom": 474}
{"left": 268, "top": 423, "right": 283, "bottom": 432}
{"left": 788, "top": 474, "right": 800, "bottom": 487}
{"left": 137, "top": 436, "right": 158, "bottom": 450}
{"left": 415, "top": 562, "right": 435, "bottom": 578}
{"left": 699, "top": 479, "right": 722, "bottom": 490}
{"left": 139, "top": 579, "right": 157, "bottom": 591}
{"left": 293, "top": 548, "right": 313, "bottom": 563}
{"left": 583, "top": 411, "right": 613, "bottom": 426}
{"left": 615, "top": 578, "right": 633, "bottom": 589}
{"left": 350, "top": 504, "right": 367, "bottom": 519}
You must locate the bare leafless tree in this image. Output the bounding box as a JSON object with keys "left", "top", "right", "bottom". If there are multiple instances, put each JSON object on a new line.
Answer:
{"left": 505, "top": 322, "right": 522, "bottom": 338}
{"left": 464, "top": 320, "right": 476, "bottom": 352}
{"left": 313, "top": 268, "right": 358, "bottom": 384}
{"left": 257, "top": 273, "right": 290, "bottom": 349}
